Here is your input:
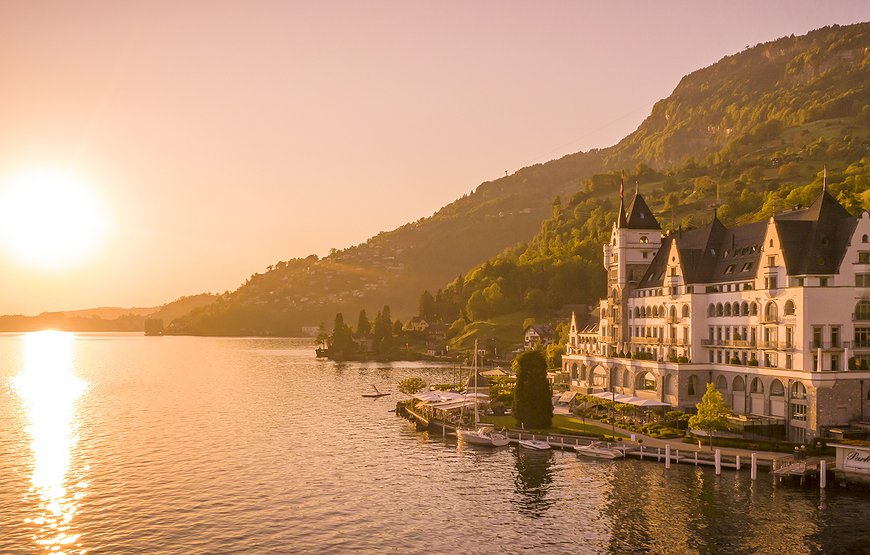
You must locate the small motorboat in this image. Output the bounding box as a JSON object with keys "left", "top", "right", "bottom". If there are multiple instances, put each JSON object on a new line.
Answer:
{"left": 517, "top": 438, "right": 551, "bottom": 450}
{"left": 362, "top": 385, "right": 390, "bottom": 398}
{"left": 459, "top": 426, "right": 510, "bottom": 447}
{"left": 575, "top": 441, "right": 625, "bottom": 459}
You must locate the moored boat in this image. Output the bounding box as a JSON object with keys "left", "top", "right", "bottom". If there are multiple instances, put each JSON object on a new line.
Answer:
{"left": 517, "top": 438, "right": 551, "bottom": 450}
{"left": 459, "top": 426, "right": 510, "bottom": 447}
{"left": 575, "top": 441, "right": 625, "bottom": 459}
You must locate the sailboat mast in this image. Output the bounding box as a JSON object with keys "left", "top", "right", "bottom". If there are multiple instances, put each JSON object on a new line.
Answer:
{"left": 473, "top": 339, "right": 479, "bottom": 427}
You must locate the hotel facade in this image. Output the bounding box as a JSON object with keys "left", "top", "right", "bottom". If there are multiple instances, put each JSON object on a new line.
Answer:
{"left": 563, "top": 185, "right": 870, "bottom": 443}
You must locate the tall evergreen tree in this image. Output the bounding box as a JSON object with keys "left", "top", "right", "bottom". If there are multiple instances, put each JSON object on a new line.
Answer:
{"left": 330, "top": 312, "right": 354, "bottom": 355}
{"left": 512, "top": 350, "right": 553, "bottom": 429}
{"left": 356, "top": 309, "right": 371, "bottom": 336}
{"left": 418, "top": 290, "right": 436, "bottom": 321}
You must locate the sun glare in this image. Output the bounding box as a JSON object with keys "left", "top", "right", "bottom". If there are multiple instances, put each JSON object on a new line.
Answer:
{"left": 0, "top": 169, "right": 107, "bottom": 270}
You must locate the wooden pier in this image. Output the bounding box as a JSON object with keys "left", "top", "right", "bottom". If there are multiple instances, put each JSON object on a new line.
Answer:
{"left": 397, "top": 407, "right": 835, "bottom": 487}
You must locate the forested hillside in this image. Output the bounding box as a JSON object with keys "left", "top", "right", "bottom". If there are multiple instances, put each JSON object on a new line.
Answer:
{"left": 171, "top": 22, "right": 870, "bottom": 337}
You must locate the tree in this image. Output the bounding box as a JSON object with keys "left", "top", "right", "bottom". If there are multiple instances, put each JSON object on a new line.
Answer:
{"left": 329, "top": 313, "right": 354, "bottom": 356}
{"left": 372, "top": 306, "right": 394, "bottom": 353}
{"left": 689, "top": 383, "right": 731, "bottom": 448}
{"left": 512, "top": 350, "right": 553, "bottom": 429}
{"left": 545, "top": 343, "right": 565, "bottom": 369}
{"left": 356, "top": 309, "right": 371, "bottom": 336}
{"left": 418, "top": 290, "right": 436, "bottom": 321}
{"left": 398, "top": 377, "right": 426, "bottom": 395}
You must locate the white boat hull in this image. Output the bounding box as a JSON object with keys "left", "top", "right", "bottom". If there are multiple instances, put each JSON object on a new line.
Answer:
{"left": 459, "top": 428, "right": 510, "bottom": 447}
{"left": 574, "top": 442, "right": 624, "bottom": 459}
{"left": 518, "top": 439, "right": 551, "bottom": 450}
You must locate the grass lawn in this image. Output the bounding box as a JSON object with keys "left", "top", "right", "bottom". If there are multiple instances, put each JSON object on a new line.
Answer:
{"left": 481, "top": 413, "right": 628, "bottom": 439}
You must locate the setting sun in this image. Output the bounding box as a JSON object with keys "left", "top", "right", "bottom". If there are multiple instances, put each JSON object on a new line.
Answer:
{"left": 0, "top": 169, "right": 107, "bottom": 271}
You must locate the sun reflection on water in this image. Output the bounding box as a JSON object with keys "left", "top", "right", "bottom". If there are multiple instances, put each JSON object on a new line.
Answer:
{"left": 13, "top": 331, "right": 88, "bottom": 554}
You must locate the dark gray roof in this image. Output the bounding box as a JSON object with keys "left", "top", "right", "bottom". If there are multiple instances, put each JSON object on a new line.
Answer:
{"left": 624, "top": 193, "right": 661, "bottom": 230}
{"left": 637, "top": 191, "right": 856, "bottom": 287}
{"left": 774, "top": 190, "right": 856, "bottom": 275}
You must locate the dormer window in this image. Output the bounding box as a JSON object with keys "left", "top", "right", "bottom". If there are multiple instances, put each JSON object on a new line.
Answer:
{"left": 724, "top": 264, "right": 735, "bottom": 274}
{"left": 741, "top": 262, "right": 752, "bottom": 272}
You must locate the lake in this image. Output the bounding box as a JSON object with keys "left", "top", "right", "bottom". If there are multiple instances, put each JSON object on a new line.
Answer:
{"left": 1, "top": 333, "right": 869, "bottom": 554}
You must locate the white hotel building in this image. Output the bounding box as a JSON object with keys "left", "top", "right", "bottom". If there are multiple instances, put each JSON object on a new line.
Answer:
{"left": 564, "top": 185, "right": 870, "bottom": 442}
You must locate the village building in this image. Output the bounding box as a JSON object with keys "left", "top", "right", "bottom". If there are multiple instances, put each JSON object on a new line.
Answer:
{"left": 563, "top": 182, "right": 870, "bottom": 443}
{"left": 524, "top": 324, "right": 556, "bottom": 350}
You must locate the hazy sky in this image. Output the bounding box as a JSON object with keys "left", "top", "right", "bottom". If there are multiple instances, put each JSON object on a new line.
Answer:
{"left": 0, "top": 2, "right": 867, "bottom": 315}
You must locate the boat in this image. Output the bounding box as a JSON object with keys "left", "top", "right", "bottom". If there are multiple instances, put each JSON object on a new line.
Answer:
{"left": 362, "top": 385, "right": 390, "bottom": 398}
{"left": 517, "top": 438, "right": 551, "bottom": 450}
{"left": 574, "top": 441, "right": 625, "bottom": 459}
{"left": 459, "top": 425, "right": 511, "bottom": 447}
{"left": 315, "top": 347, "right": 328, "bottom": 358}
{"left": 457, "top": 340, "right": 510, "bottom": 447}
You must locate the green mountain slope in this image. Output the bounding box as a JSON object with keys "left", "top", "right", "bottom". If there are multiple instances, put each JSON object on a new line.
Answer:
{"left": 172, "top": 22, "right": 870, "bottom": 337}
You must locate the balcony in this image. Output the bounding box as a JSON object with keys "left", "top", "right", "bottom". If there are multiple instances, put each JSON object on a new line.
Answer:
{"left": 761, "top": 340, "right": 779, "bottom": 349}
{"left": 810, "top": 341, "right": 846, "bottom": 350}
{"left": 632, "top": 336, "right": 663, "bottom": 345}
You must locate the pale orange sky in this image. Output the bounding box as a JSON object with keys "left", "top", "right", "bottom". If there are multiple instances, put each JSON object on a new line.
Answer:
{"left": 0, "top": 1, "right": 867, "bottom": 315}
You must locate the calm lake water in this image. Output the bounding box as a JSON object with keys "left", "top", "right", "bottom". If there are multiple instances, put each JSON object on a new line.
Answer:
{"left": 1, "top": 333, "right": 870, "bottom": 554}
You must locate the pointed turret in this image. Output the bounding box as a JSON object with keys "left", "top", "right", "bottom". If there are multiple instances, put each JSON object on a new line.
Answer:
{"left": 624, "top": 191, "right": 661, "bottom": 229}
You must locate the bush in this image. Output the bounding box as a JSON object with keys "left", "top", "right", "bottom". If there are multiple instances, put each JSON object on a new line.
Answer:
{"left": 747, "top": 358, "right": 759, "bottom": 366}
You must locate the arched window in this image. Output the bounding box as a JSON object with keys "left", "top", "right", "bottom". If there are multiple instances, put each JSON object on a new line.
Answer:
{"left": 611, "top": 288, "right": 619, "bottom": 301}
{"left": 732, "top": 302, "right": 740, "bottom": 316}
{"left": 791, "top": 381, "right": 807, "bottom": 400}
{"left": 770, "top": 379, "right": 785, "bottom": 396}
{"left": 732, "top": 376, "right": 746, "bottom": 391}
{"left": 750, "top": 302, "right": 758, "bottom": 316}
{"left": 864, "top": 234, "right": 868, "bottom": 244}
{"left": 724, "top": 303, "right": 732, "bottom": 317}
{"left": 623, "top": 369, "right": 630, "bottom": 388}
{"left": 716, "top": 303, "right": 724, "bottom": 317}
{"left": 634, "top": 307, "right": 640, "bottom": 318}
{"left": 646, "top": 306, "right": 652, "bottom": 318}
{"left": 660, "top": 305, "right": 666, "bottom": 318}
{"left": 670, "top": 306, "right": 677, "bottom": 321}
{"left": 640, "top": 235, "right": 649, "bottom": 244}
{"left": 688, "top": 375, "right": 699, "bottom": 396}
{"left": 708, "top": 304, "right": 715, "bottom": 317}
{"left": 784, "top": 300, "right": 796, "bottom": 316}
{"left": 682, "top": 304, "right": 690, "bottom": 318}
{"left": 855, "top": 300, "right": 870, "bottom": 321}
{"left": 635, "top": 371, "right": 656, "bottom": 391}
{"left": 750, "top": 378, "right": 764, "bottom": 394}
{"left": 716, "top": 375, "right": 728, "bottom": 391}
{"left": 592, "top": 367, "right": 608, "bottom": 387}
{"left": 580, "top": 365, "right": 587, "bottom": 381}
{"left": 765, "top": 302, "right": 777, "bottom": 321}
{"left": 741, "top": 301, "right": 749, "bottom": 316}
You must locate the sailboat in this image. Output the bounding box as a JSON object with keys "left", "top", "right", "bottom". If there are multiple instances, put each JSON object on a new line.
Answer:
{"left": 457, "top": 340, "right": 510, "bottom": 447}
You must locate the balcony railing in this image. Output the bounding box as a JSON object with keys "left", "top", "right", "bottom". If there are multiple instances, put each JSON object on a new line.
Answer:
{"left": 810, "top": 341, "right": 846, "bottom": 350}
{"left": 631, "top": 337, "right": 663, "bottom": 345}
{"left": 853, "top": 313, "right": 870, "bottom": 321}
